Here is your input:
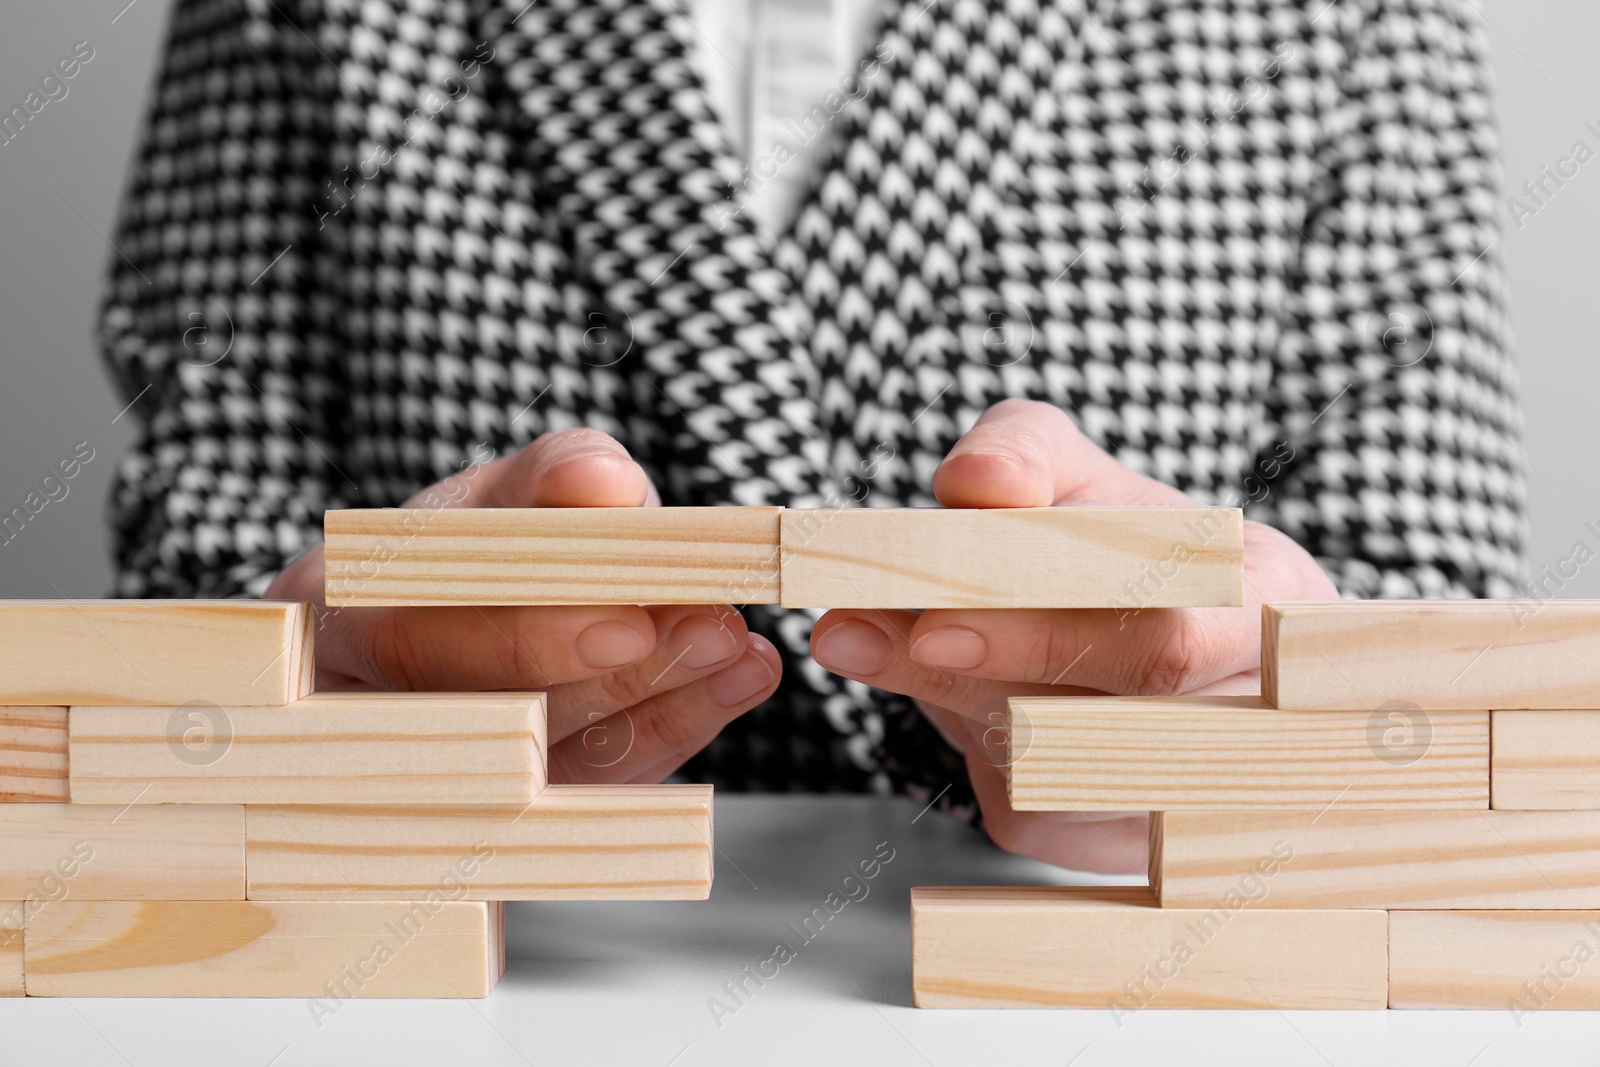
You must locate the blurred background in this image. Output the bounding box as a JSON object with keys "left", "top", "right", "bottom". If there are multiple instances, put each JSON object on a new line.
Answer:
{"left": 0, "top": 0, "right": 1592, "bottom": 598}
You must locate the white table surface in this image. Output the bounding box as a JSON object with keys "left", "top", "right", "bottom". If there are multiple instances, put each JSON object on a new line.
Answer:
{"left": 2, "top": 794, "right": 1597, "bottom": 1066}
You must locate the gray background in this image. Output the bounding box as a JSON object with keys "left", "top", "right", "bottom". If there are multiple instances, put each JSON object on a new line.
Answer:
{"left": 0, "top": 0, "right": 1591, "bottom": 598}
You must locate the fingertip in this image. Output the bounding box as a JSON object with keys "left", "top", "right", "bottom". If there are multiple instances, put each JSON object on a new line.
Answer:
{"left": 534, "top": 452, "right": 652, "bottom": 507}
{"left": 909, "top": 624, "right": 988, "bottom": 671}
{"left": 932, "top": 450, "right": 1054, "bottom": 508}
{"left": 663, "top": 610, "right": 744, "bottom": 670}
{"left": 647, "top": 604, "right": 751, "bottom": 647}
{"left": 574, "top": 617, "right": 657, "bottom": 670}
{"left": 812, "top": 616, "right": 894, "bottom": 677}
{"left": 705, "top": 637, "right": 780, "bottom": 707}
{"left": 744, "top": 631, "right": 784, "bottom": 673}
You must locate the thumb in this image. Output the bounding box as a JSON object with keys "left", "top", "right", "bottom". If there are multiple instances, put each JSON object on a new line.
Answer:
{"left": 932, "top": 399, "right": 1192, "bottom": 508}
{"left": 408, "top": 428, "right": 660, "bottom": 509}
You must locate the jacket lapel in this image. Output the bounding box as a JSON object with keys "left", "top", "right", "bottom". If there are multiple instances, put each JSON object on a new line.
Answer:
{"left": 498, "top": 0, "right": 834, "bottom": 506}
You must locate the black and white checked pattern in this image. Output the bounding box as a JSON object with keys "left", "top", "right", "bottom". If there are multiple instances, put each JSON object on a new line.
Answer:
{"left": 99, "top": 0, "right": 1527, "bottom": 807}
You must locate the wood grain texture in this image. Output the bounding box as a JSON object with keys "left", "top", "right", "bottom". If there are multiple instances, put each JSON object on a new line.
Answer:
{"left": 68, "top": 692, "right": 547, "bottom": 806}
{"left": 0, "top": 916, "right": 18, "bottom": 997}
{"left": 325, "top": 507, "right": 781, "bottom": 606}
{"left": 1262, "top": 600, "right": 1600, "bottom": 711}
{"left": 780, "top": 506, "right": 1243, "bottom": 609}
{"left": 1155, "top": 810, "right": 1600, "bottom": 909}
{"left": 246, "top": 784, "right": 712, "bottom": 900}
{"left": 0, "top": 600, "right": 312, "bottom": 706}
{"left": 1007, "top": 696, "right": 1488, "bottom": 810}
{"left": 0, "top": 804, "right": 244, "bottom": 900}
{"left": 1390, "top": 910, "right": 1600, "bottom": 1009}
{"left": 23, "top": 900, "right": 504, "bottom": 998}
{"left": 1491, "top": 710, "right": 1600, "bottom": 809}
{"left": 911, "top": 886, "right": 1386, "bottom": 1009}
{"left": 0, "top": 708, "right": 68, "bottom": 803}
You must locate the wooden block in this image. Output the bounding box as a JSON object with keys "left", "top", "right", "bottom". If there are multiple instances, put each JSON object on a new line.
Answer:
{"left": 246, "top": 784, "right": 712, "bottom": 900}
{"left": 1263, "top": 600, "right": 1600, "bottom": 711}
{"left": 910, "top": 886, "right": 1386, "bottom": 1009}
{"left": 324, "top": 507, "right": 781, "bottom": 606}
{"left": 1490, "top": 710, "right": 1600, "bottom": 809}
{"left": 1390, "top": 910, "right": 1600, "bottom": 1010}
{"left": 780, "top": 506, "right": 1243, "bottom": 609}
{"left": 0, "top": 916, "right": 19, "bottom": 997}
{"left": 1008, "top": 696, "right": 1487, "bottom": 811}
{"left": 23, "top": 900, "right": 503, "bottom": 998}
{"left": 0, "top": 600, "right": 312, "bottom": 706}
{"left": 68, "top": 692, "right": 546, "bottom": 806}
{"left": 0, "top": 804, "right": 243, "bottom": 900}
{"left": 1154, "top": 810, "right": 1600, "bottom": 909}
{"left": 1, "top": 707, "right": 68, "bottom": 803}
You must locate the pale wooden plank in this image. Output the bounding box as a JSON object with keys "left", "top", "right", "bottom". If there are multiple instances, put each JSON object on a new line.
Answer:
{"left": 24, "top": 900, "right": 503, "bottom": 998}
{"left": 0, "top": 915, "right": 19, "bottom": 997}
{"left": 1390, "top": 910, "right": 1600, "bottom": 1010}
{"left": 911, "top": 886, "right": 1386, "bottom": 1009}
{"left": 0, "top": 707, "right": 68, "bottom": 803}
{"left": 780, "top": 506, "right": 1243, "bottom": 609}
{"left": 489, "top": 899, "right": 506, "bottom": 987}
{"left": 69, "top": 692, "right": 546, "bottom": 806}
{"left": 1491, "top": 710, "right": 1600, "bottom": 809}
{"left": 246, "top": 784, "right": 712, "bottom": 900}
{"left": 1154, "top": 810, "right": 1600, "bottom": 909}
{"left": 1263, "top": 600, "right": 1600, "bottom": 711}
{"left": 0, "top": 804, "right": 243, "bottom": 900}
{"left": 0, "top": 600, "right": 312, "bottom": 706}
{"left": 325, "top": 507, "right": 781, "bottom": 606}
{"left": 1008, "top": 696, "right": 1487, "bottom": 810}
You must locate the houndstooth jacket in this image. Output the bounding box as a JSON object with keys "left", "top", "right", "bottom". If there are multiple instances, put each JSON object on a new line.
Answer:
{"left": 100, "top": 0, "right": 1528, "bottom": 809}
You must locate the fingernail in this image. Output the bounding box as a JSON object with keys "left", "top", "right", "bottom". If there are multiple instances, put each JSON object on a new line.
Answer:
{"left": 912, "top": 626, "right": 987, "bottom": 669}
{"left": 814, "top": 619, "right": 893, "bottom": 676}
{"left": 575, "top": 620, "right": 654, "bottom": 669}
{"left": 668, "top": 613, "right": 741, "bottom": 670}
{"left": 706, "top": 649, "right": 776, "bottom": 706}
{"left": 954, "top": 449, "right": 1025, "bottom": 466}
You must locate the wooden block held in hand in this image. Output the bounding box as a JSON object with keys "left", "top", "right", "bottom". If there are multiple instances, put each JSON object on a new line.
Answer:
{"left": 1491, "top": 710, "right": 1600, "bottom": 809}
{"left": 24, "top": 900, "right": 503, "bottom": 998}
{"left": 325, "top": 507, "right": 781, "bottom": 606}
{"left": 69, "top": 692, "right": 547, "bottom": 806}
{"left": 1154, "top": 810, "right": 1600, "bottom": 909}
{"left": 246, "top": 785, "right": 712, "bottom": 900}
{"left": 1263, "top": 600, "right": 1600, "bottom": 711}
{"left": 1007, "top": 696, "right": 1487, "bottom": 810}
{"left": 780, "top": 506, "right": 1243, "bottom": 609}
{"left": 0, "top": 600, "right": 312, "bottom": 706}
{"left": 1390, "top": 910, "right": 1600, "bottom": 1010}
{"left": 0, "top": 916, "right": 19, "bottom": 997}
{"left": 0, "top": 804, "right": 244, "bottom": 901}
{"left": 0, "top": 708, "right": 68, "bottom": 803}
{"left": 911, "top": 886, "right": 1386, "bottom": 1009}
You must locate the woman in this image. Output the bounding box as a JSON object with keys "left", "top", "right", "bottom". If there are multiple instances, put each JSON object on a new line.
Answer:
{"left": 98, "top": 0, "right": 1526, "bottom": 872}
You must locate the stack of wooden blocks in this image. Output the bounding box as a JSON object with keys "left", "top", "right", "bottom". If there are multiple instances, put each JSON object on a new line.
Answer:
{"left": 914, "top": 592, "right": 1600, "bottom": 1012}
{"left": 11, "top": 501, "right": 1592, "bottom": 1012}
{"left": 0, "top": 598, "right": 711, "bottom": 998}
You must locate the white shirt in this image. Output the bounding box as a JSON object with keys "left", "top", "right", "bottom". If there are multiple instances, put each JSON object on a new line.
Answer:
{"left": 684, "top": 0, "right": 884, "bottom": 236}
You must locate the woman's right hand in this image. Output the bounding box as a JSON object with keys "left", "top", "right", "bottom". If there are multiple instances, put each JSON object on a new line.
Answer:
{"left": 264, "top": 429, "right": 781, "bottom": 784}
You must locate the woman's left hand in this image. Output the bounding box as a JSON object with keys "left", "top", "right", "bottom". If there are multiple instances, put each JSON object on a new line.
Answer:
{"left": 809, "top": 399, "right": 1338, "bottom": 873}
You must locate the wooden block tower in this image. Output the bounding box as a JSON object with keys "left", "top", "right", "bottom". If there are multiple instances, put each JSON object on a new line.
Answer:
{"left": 0, "top": 596, "right": 711, "bottom": 998}
{"left": 913, "top": 586, "right": 1600, "bottom": 1011}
